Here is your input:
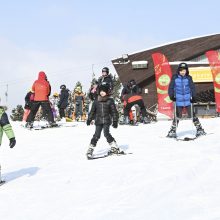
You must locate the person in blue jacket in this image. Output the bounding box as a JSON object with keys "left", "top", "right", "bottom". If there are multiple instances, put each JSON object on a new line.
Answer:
{"left": 167, "top": 63, "right": 206, "bottom": 138}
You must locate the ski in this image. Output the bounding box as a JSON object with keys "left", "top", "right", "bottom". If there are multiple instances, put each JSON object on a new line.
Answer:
{"left": 87, "top": 151, "right": 131, "bottom": 160}
{"left": 163, "top": 132, "right": 213, "bottom": 141}
{"left": 31, "top": 124, "right": 77, "bottom": 130}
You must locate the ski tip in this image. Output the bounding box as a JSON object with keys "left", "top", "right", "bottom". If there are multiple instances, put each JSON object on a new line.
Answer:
{"left": 0, "top": 180, "right": 6, "bottom": 186}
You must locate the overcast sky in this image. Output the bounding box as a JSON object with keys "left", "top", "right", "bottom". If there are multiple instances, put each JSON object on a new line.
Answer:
{"left": 0, "top": 0, "right": 220, "bottom": 111}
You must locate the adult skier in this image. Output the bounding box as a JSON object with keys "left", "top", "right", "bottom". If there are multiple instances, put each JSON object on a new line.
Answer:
{"left": 167, "top": 62, "right": 206, "bottom": 138}
{"left": 121, "top": 79, "right": 150, "bottom": 124}
{"left": 98, "top": 67, "right": 114, "bottom": 94}
{"left": 26, "top": 71, "right": 57, "bottom": 128}
{"left": 86, "top": 84, "right": 120, "bottom": 159}
{"left": 0, "top": 100, "right": 16, "bottom": 184}
{"left": 58, "top": 85, "right": 69, "bottom": 121}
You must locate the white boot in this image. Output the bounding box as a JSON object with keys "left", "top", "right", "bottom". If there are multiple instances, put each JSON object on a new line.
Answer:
{"left": 109, "top": 141, "right": 120, "bottom": 154}
{"left": 86, "top": 144, "right": 95, "bottom": 159}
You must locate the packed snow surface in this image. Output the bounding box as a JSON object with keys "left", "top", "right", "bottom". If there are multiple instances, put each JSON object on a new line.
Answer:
{"left": 1, "top": 118, "right": 220, "bottom": 220}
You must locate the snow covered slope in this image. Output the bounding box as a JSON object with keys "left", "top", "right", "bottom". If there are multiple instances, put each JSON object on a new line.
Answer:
{"left": 0, "top": 118, "right": 220, "bottom": 220}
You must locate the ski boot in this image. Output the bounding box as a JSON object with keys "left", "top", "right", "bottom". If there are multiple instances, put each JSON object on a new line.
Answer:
{"left": 49, "top": 122, "right": 59, "bottom": 128}
{"left": 195, "top": 126, "right": 206, "bottom": 137}
{"left": 166, "top": 125, "right": 177, "bottom": 138}
{"left": 194, "top": 121, "right": 206, "bottom": 137}
{"left": 25, "top": 122, "right": 33, "bottom": 129}
{"left": 123, "top": 116, "right": 129, "bottom": 125}
{"left": 143, "top": 116, "right": 150, "bottom": 124}
{"left": 86, "top": 144, "right": 95, "bottom": 159}
{"left": 108, "top": 141, "right": 122, "bottom": 155}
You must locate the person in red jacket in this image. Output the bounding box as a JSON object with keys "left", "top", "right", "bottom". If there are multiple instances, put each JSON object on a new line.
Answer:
{"left": 26, "top": 71, "right": 56, "bottom": 128}
{"left": 121, "top": 79, "right": 150, "bottom": 124}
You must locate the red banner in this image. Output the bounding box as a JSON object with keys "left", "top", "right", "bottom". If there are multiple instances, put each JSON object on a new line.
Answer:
{"left": 152, "top": 53, "right": 173, "bottom": 118}
{"left": 205, "top": 50, "right": 220, "bottom": 113}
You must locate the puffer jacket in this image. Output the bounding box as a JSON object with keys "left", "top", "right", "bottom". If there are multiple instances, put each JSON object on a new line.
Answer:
{"left": 32, "top": 71, "right": 51, "bottom": 101}
{"left": 88, "top": 96, "right": 118, "bottom": 125}
{"left": 168, "top": 73, "right": 195, "bottom": 107}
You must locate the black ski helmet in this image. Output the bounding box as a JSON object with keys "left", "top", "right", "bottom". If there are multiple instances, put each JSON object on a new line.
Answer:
{"left": 60, "top": 84, "right": 66, "bottom": 89}
{"left": 102, "top": 67, "right": 109, "bottom": 74}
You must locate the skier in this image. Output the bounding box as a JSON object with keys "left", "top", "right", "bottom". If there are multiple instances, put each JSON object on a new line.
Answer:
{"left": 167, "top": 62, "right": 206, "bottom": 138}
{"left": 98, "top": 67, "right": 114, "bottom": 94}
{"left": 72, "top": 85, "right": 86, "bottom": 121}
{"left": 50, "top": 92, "right": 59, "bottom": 120}
{"left": 86, "top": 84, "right": 120, "bottom": 159}
{"left": 26, "top": 71, "right": 57, "bottom": 128}
{"left": 58, "top": 85, "right": 69, "bottom": 122}
{"left": 22, "top": 90, "right": 34, "bottom": 122}
{"left": 121, "top": 79, "right": 150, "bottom": 124}
{"left": 0, "top": 99, "right": 16, "bottom": 184}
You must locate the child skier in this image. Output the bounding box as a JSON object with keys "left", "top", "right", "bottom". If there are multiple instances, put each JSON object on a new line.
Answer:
{"left": 86, "top": 84, "right": 120, "bottom": 159}
{"left": 0, "top": 101, "right": 16, "bottom": 184}
{"left": 167, "top": 63, "right": 206, "bottom": 138}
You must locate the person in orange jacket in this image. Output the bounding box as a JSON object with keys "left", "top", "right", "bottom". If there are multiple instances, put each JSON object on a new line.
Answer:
{"left": 26, "top": 71, "right": 56, "bottom": 128}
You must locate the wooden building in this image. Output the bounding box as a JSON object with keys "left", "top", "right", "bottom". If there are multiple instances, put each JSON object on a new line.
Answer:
{"left": 112, "top": 34, "right": 220, "bottom": 115}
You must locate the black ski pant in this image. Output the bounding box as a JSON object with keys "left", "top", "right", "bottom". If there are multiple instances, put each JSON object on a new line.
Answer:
{"left": 124, "top": 99, "right": 147, "bottom": 117}
{"left": 27, "top": 101, "right": 55, "bottom": 123}
{"left": 59, "top": 108, "right": 66, "bottom": 118}
{"left": 90, "top": 124, "right": 115, "bottom": 146}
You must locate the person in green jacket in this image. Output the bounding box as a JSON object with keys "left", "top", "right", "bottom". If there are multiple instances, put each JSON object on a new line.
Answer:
{"left": 0, "top": 105, "right": 16, "bottom": 184}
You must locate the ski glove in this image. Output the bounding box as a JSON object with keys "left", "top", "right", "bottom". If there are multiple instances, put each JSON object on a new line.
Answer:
{"left": 190, "top": 97, "right": 196, "bottom": 103}
{"left": 170, "top": 96, "right": 176, "bottom": 102}
{"left": 112, "top": 121, "right": 118, "bottom": 128}
{"left": 9, "top": 138, "right": 16, "bottom": 148}
{"left": 86, "top": 120, "right": 91, "bottom": 126}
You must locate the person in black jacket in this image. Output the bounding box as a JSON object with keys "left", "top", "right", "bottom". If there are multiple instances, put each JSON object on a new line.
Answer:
{"left": 86, "top": 84, "right": 120, "bottom": 159}
{"left": 58, "top": 85, "right": 69, "bottom": 120}
{"left": 97, "top": 67, "right": 114, "bottom": 94}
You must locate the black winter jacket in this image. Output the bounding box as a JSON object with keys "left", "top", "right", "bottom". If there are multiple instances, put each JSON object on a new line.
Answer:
{"left": 58, "top": 89, "right": 69, "bottom": 108}
{"left": 121, "top": 84, "right": 141, "bottom": 101}
{"left": 88, "top": 96, "right": 118, "bottom": 125}
{"left": 24, "top": 91, "right": 34, "bottom": 109}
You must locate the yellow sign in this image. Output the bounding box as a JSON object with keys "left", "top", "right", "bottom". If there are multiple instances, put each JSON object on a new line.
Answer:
{"left": 189, "top": 67, "right": 213, "bottom": 83}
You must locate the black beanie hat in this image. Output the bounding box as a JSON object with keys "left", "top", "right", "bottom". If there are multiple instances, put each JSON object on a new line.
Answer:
{"left": 99, "top": 84, "right": 109, "bottom": 94}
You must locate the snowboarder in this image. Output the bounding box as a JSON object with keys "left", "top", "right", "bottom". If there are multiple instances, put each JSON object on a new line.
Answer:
{"left": 86, "top": 84, "right": 120, "bottom": 159}
{"left": 26, "top": 71, "right": 57, "bottom": 128}
{"left": 58, "top": 85, "right": 69, "bottom": 122}
{"left": 167, "top": 62, "right": 206, "bottom": 138}
{"left": 0, "top": 99, "right": 16, "bottom": 184}
{"left": 121, "top": 79, "right": 150, "bottom": 124}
